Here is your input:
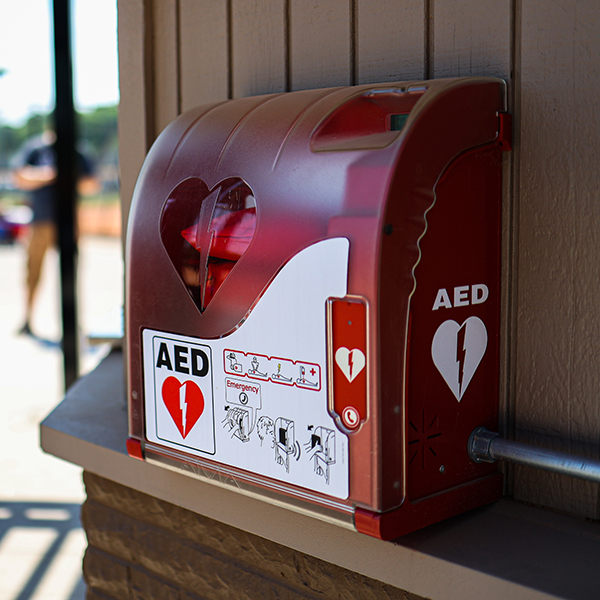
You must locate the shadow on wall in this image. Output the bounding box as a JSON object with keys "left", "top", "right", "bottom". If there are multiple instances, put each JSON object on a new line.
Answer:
{"left": 0, "top": 501, "right": 86, "bottom": 600}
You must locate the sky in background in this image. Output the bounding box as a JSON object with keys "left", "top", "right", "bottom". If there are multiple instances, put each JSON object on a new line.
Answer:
{"left": 0, "top": 0, "right": 119, "bottom": 126}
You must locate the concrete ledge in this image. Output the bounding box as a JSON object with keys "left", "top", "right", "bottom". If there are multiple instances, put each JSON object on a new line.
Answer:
{"left": 41, "top": 351, "right": 600, "bottom": 600}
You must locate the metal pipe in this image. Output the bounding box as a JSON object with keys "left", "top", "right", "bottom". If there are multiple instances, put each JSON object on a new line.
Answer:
{"left": 468, "top": 427, "right": 600, "bottom": 484}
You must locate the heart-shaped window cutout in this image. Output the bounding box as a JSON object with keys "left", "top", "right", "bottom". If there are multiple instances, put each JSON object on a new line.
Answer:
{"left": 160, "top": 177, "right": 257, "bottom": 313}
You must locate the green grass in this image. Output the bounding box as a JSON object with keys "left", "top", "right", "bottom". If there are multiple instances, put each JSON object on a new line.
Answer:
{"left": 79, "top": 192, "right": 121, "bottom": 206}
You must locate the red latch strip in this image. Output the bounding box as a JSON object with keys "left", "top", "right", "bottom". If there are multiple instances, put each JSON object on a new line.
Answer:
{"left": 328, "top": 297, "right": 368, "bottom": 431}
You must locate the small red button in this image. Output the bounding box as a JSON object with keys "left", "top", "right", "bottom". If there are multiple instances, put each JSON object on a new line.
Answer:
{"left": 342, "top": 406, "right": 360, "bottom": 429}
{"left": 126, "top": 437, "right": 144, "bottom": 460}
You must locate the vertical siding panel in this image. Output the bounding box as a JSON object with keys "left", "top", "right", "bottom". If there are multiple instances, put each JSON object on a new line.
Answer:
{"left": 179, "top": 0, "right": 229, "bottom": 110}
{"left": 152, "top": 0, "right": 180, "bottom": 134}
{"left": 433, "top": 0, "right": 511, "bottom": 78}
{"left": 231, "top": 0, "right": 286, "bottom": 98}
{"left": 117, "top": 0, "right": 153, "bottom": 229}
{"left": 513, "top": 0, "right": 600, "bottom": 519}
{"left": 290, "top": 0, "right": 351, "bottom": 90}
{"left": 356, "top": 1, "right": 426, "bottom": 84}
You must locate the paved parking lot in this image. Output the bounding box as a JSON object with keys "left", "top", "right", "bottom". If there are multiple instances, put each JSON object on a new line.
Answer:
{"left": 0, "top": 234, "right": 123, "bottom": 600}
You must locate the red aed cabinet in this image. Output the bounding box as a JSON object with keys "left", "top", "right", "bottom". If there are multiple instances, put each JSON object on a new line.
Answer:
{"left": 126, "top": 77, "right": 510, "bottom": 540}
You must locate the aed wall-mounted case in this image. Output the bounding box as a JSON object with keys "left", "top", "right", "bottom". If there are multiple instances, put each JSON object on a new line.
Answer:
{"left": 126, "top": 77, "right": 511, "bottom": 540}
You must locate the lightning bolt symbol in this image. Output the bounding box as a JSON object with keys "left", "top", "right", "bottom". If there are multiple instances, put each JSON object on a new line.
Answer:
{"left": 348, "top": 350, "right": 354, "bottom": 380}
{"left": 180, "top": 382, "right": 188, "bottom": 437}
{"left": 193, "top": 186, "right": 220, "bottom": 312}
{"left": 456, "top": 322, "right": 468, "bottom": 398}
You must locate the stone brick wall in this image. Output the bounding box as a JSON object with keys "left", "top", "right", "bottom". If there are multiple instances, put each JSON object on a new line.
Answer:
{"left": 82, "top": 472, "right": 424, "bottom": 600}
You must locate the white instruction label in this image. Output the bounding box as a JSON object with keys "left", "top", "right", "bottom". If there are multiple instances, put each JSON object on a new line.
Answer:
{"left": 142, "top": 238, "right": 350, "bottom": 499}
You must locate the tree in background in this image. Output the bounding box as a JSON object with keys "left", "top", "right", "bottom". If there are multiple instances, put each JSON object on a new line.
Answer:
{"left": 0, "top": 105, "right": 118, "bottom": 175}
{"left": 0, "top": 105, "right": 120, "bottom": 239}
{"left": 78, "top": 105, "right": 117, "bottom": 161}
{"left": 0, "top": 113, "right": 51, "bottom": 168}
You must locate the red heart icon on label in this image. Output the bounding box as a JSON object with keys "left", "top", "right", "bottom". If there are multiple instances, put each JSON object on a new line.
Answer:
{"left": 160, "top": 177, "right": 257, "bottom": 313}
{"left": 162, "top": 376, "right": 205, "bottom": 438}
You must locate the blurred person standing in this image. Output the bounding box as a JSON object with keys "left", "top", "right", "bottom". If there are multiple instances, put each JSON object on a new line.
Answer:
{"left": 13, "top": 129, "right": 98, "bottom": 336}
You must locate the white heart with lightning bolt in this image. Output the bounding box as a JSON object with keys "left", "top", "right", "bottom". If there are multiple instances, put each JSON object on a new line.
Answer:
{"left": 335, "top": 347, "right": 366, "bottom": 383}
{"left": 431, "top": 316, "right": 487, "bottom": 401}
